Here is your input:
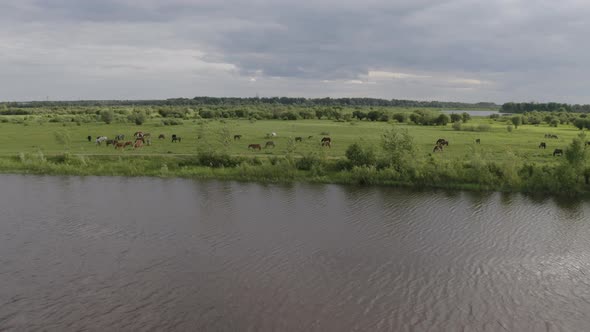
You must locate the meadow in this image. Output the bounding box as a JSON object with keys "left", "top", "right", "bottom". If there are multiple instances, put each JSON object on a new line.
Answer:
{"left": 0, "top": 105, "right": 589, "bottom": 194}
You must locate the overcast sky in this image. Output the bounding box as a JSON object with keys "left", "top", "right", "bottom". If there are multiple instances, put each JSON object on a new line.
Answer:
{"left": 1, "top": 0, "right": 589, "bottom": 103}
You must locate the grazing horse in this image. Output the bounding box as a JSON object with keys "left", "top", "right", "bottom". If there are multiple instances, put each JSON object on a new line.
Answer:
{"left": 124, "top": 141, "right": 133, "bottom": 148}
{"left": 248, "top": 144, "right": 262, "bottom": 150}
{"left": 553, "top": 149, "right": 563, "bottom": 156}
{"left": 114, "top": 142, "right": 126, "bottom": 149}
{"left": 433, "top": 145, "right": 443, "bottom": 152}
{"left": 322, "top": 141, "right": 331, "bottom": 148}
{"left": 134, "top": 140, "right": 143, "bottom": 149}
{"left": 539, "top": 142, "right": 547, "bottom": 149}
{"left": 134, "top": 131, "right": 144, "bottom": 138}
{"left": 87, "top": 135, "right": 92, "bottom": 142}
{"left": 115, "top": 134, "right": 125, "bottom": 141}
{"left": 171, "top": 135, "right": 181, "bottom": 143}
{"left": 158, "top": 134, "right": 165, "bottom": 140}
{"left": 295, "top": 137, "right": 303, "bottom": 142}
{"left": 234, "top": 135, "right": 242, "bottom": 140}
{"left": 106, "top": 139, "right": 116, "bottom": 147}
{"left": 551, "top": 134, "right": 558, "bottom": 139}
{"left": 436, "top": 138, "right": 449, "bottom": 146}
{"left": 265, "top": 141, "right": 275, "bottom": 148}
{"left": 308, "top": 135, "right": 313, "bottom": 139}
{"left": 475, "top": 138, "right": 481, "bottom": 144}
{"left": 95, "top": 136, "right": 107, "bottom": 145}
{"left": 321, "top": 137, "right": 331, "bottom": 143}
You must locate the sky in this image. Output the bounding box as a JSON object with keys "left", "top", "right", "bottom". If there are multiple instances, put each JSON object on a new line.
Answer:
{"left": 1, "top": 0, "right": 589, "bottom": 103}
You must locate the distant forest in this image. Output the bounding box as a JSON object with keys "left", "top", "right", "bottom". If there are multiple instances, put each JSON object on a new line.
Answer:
{"left": 501, "top": 102, "right": 590, "bottom": 113}
{"left": 1, "top": 97, "right": 497, "bottom": 109}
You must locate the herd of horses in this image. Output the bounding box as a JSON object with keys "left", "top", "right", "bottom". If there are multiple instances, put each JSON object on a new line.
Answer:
{"left": 432, "top": 133, "right": 577, "bottom": 157}
{"left": 89, "top": 131, "right": 182, "bottom": 150}
{"left": 88, "top": 130, "right": 332, "bottom": 151}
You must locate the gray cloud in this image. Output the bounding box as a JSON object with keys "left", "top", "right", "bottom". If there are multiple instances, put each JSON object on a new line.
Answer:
{"left": 1, "top": 0, "right": 590, "bottom": 102}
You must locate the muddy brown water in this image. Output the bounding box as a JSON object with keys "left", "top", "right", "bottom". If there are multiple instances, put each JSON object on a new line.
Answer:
{"left": 1, "top": 175, "right": 589, "bottom": 331}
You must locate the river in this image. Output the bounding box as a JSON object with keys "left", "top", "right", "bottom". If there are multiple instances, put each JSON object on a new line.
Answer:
{"left": 1, "top": 175, "right": 589, "bottom": 331}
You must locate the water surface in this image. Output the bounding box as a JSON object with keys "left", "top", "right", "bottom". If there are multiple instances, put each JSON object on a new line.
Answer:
{"left": 0, "top": 175, "right": 589, "bottom": 331}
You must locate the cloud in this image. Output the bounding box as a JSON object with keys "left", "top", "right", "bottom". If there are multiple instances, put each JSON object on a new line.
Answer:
{"left": 1, "top": 0, "right": 590, "bottom": 102}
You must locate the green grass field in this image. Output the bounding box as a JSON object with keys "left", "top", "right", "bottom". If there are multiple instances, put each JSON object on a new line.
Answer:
{"left": 0, "top": 116, "right": 582, "bottom": 164}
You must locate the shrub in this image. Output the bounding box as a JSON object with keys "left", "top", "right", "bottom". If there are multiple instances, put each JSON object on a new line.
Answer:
{"left": 550, "top": 119, "right": 559, "bottom": 127}
{"left": 450, "top": 113, "right": 462, "bottom": 122}
{"left": 507, "top": 125, "right": 514, "bottom": 132}
{"left": 345, "top": 142, "right": 376, "bottom": 167}
{"left": 392, "top": 113, "right": 407, "bottom": 123}
{"left": 128, "top": 111, "right": 147, "bottom": 125}
{"left": 100, "top": 110, "right": 114, "bottom": 124}
{"left": 161, "top": 119, "right": 184, "bottom": 126}
{"left": 452, "top": 121, "right": 462, "bottom": 131}
{"left": 295, "top": 153, "right": 322, "bottom": 171}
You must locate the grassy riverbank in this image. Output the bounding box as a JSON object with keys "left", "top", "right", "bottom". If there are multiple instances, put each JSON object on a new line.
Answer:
{"left": 1, "top": 108, "right": 590, "bottom": 194}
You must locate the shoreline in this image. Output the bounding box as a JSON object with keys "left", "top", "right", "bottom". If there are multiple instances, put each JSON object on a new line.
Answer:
{"left": 2, "top": 154, "right": 588, "bottom": 197}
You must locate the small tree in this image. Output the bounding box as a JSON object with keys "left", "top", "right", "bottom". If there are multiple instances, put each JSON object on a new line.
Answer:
{"left": 573, "top": 118, "right": 585, "bottom": 130}
{"left": 511, "top": 116, "right": 522, "bottom": 128}
{"left": 100, "top": 110, "right": 114, "bottom": 124}
{"left": 507, "top": 125, "right": 514, "bottom": 132}
{"left": 128, "top": 110, "right": 146, "bottom": 125}
{"left": 381, "top": 126, "right": 415, "bottom": 169}
{"left": 450, "top": 113, "right": 462, "bottom": 122}
{"left": 461, "top": 112, "right": 471, "bottom": 123}
{"left": 550, "top": 119, "right": 559, "bottom": 127}
{"left": 436, "top": 114, "right": 450, "bottom": 126}
{"left": 346, "top": 142, "right": 376, "bottom": 167}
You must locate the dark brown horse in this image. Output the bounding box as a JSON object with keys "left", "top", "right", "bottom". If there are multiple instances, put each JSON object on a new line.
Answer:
{"left": 321, "top": 137, "right": 331, "bottom": 143}
{"left": 436, "top": 138, "right": 448, "bottom": 146}
{"left": 248, "top": 144, "right": 262, "bottom": 150}
{"left": 553, "top": 149, "right": 563, "bottom": 156}
{"left": 87, "top": 135, "right": 92, "bottom": 142}
{"left": 433, "top": 145, "right": 443, "bottom": 152}
{"left": 539, "top": 142, "right": 546, "bottom": 149}
{"left": 475, "top": 138, "right": 481, "bottom": 144}
{"left": 265, "top": 141, "right": 275, "bottom": 148}
{"left": 234, "top": 135, "right": 242, "bottom": 140}
{"left": 158, "top": 134, "right": 165, "bottom": 140}
{"left": 321, "top": 141, "right": 331, "bottom": 148}
{"left": 295, "top": 137, "right": 303, "bottom": 142}
{"left": 171, "top": 135, "right": 181, "bottom": 143}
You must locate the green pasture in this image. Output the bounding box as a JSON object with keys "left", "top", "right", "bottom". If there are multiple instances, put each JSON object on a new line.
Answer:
{"left": 0, "top": 116, "right": 583, "bottom": 164}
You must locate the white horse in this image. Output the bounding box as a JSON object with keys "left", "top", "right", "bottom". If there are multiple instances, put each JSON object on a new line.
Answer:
{"left": 271, "top": 132, "right": 277, "bottom": 137}
{"left": 95, "top": 136, "right": 108, "bottom": 145}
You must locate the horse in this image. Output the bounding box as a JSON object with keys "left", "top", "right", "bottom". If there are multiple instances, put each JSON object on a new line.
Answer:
{"left": 265, "top": 141, "right": 275, "bottom": 148}
{"left": 134, "top": 140, "right": 143, "bottom": 149}
{"left": 115, "top": 134, "right": 125, "bottom": 141}
{"left": 321, "top": 141, "right": 331, "bottom": 148}
{"left": 171, "top": 135, "right": 181, "bottom": 143}
{"left": 105, "top": 139, "right": 117, "bottom": 147}
{"left": 551, "top": 135, "right": 558, "bottom": 139}
{"left": 321, "top": 137, "right": 331, "bottom": 144}
{"left": 114, "top": 142, "right": 126, "bottom": 149}
{"left": 295, "top": 137, "right": 303, "bottom": 142}
{"left": 87, "top": 135, "right": 92, "bottom": 142}
{"left": 158, "top": 134, "right": 165, "bottom": 140}
{"left": 539, "top": 142, "right": 547, "bottom": 149}
{"left": 124, "top": 141, "right": 133, "bottom": 148}
{"left": 248, "top": 144, "right": 262, "bottom": 150}
{"left": 134, "top": 131, "right": 144, "bottom": 139}
{"left": 308, "top": 135, "right": 313, "bottom": 139}
{"left": 95, "top": 136, "right": 107, "bottom": 145}
{"left": 553, "top": 149, "right": 563, "bottom": 156}
{"left": 234, "top": 135, "right": 242, "bottom": 141}
{"left": 585, "top": 141, "right": 590, "bottom": 146}
{"left": 436, "top": 138, "right": 448, "bottom": 146}
{"left": 433, "top": 145, "right": 443, "bottom": 152}
{"left": 475, "top": 138, "right": 481, "bottom": 144}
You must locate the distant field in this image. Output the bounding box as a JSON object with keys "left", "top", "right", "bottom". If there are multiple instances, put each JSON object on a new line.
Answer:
{"left": 0, "top": 116, "right": 582, "bottom": 164}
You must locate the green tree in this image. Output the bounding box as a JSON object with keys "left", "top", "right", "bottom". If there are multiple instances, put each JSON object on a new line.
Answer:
{"left": 100, "top": 110, "right": 114, "bottom": 124}
{"left": 436, "top": 114, "right": 450, "bottom": 125}
{"left": 573, "top": 118, "right": 585, "bottom": 130}
{"left": 127, "top": 110, "right": 146, "bottom": 125}
{"left": 461, "top": 112, "right": 471, "bottom": 123}
{"left": 450, "top": 113, "right": 461, "bottom": 122}
{"left": 511, "top": 116, "right": 522, "bottom": 128}
{"left": 381, "top": 126, "right": 415, "bottom": 169}
{"left": 345, "top": 142, "right": 376, "bottom": 167}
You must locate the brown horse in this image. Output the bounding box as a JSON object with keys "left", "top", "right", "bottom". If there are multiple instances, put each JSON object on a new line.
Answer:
{"left": 433, "top": 145, "right": 443, "bottom": 152}
{"left": 539, "top": 142, "right": 546, "bottom": 149}
{"left": 124, "top": 141, "right": 133, "bottom": 148}
{"left": 134, "top": 140, "right": 143, "bottom": 149}
{"left": 114, "top": 142, "right": 126, "bottom": 149}
{"left": 158, "top": 134, "right": 165, "bottom": 140}
{"left": 248, "top": 144, "right": 262, "bottom": 150}
{"left": 436, "top": 138, "right": 448, "bottom": 146}
{"left": 321, "top": 137, "right": 331, "bottom": 143}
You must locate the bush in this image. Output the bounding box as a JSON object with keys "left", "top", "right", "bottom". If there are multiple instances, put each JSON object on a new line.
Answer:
{"left": 507, "top": 125, "right": 514, "bottom": 132}
{"left": 161, "top": 119, "right": 184, "bottom": 126}
{"left": 450, "top": 113, "right": 462, "bottom": 122}
{"left": 550, "top": 119, "right": 559, "bottom": 127}
{"left": 392, "top": 113, "right": 407, "bottom": 123}
{"left": 452, "top": 121, "right": 462, "bottom": 131}
{"left": 295, "top": 153, "right": 322, "bottom": 171}
{"left": 345, "top": 142, "right": 376, "bottom": 167}
{"left": 100, "top": 110, "right": 114, "bottom": 124}
{"left": 128, "top": 111, "right": 147, "bottom": 125}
